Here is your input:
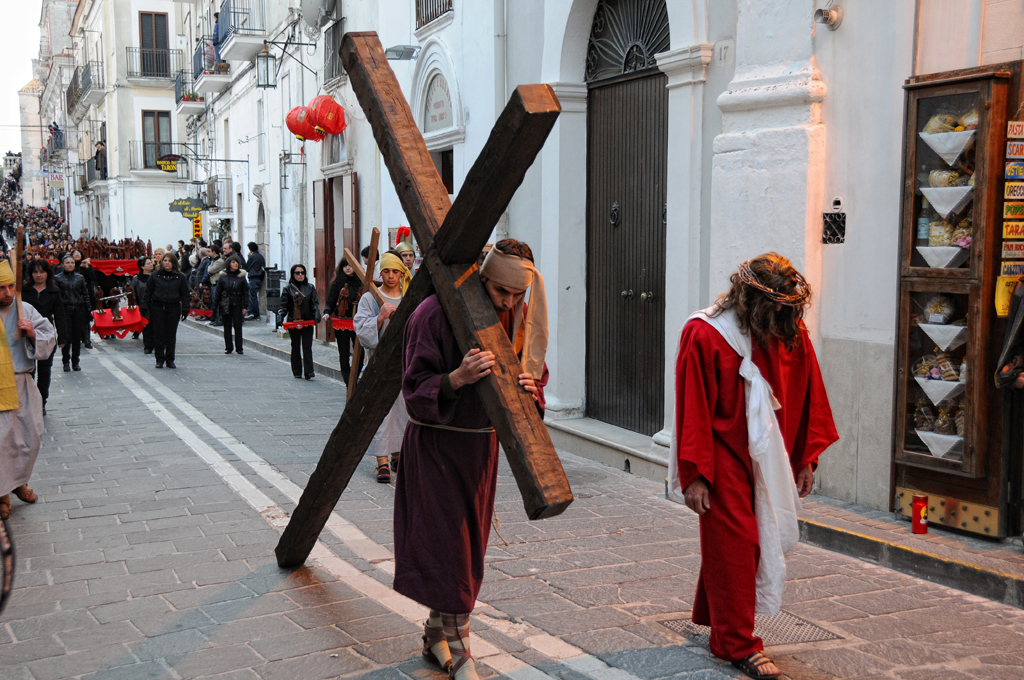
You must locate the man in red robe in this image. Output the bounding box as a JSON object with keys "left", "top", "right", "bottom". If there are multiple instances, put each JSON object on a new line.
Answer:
{"left": 674, "top": 253, "right": 838, "bottom": 679}
{"left": 394, "top": 239, "right": 548, "bottom": 680}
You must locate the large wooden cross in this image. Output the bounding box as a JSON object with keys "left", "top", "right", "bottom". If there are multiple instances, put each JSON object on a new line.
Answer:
{"left": 275, "top": 33, "right": 573, "bottom": 568}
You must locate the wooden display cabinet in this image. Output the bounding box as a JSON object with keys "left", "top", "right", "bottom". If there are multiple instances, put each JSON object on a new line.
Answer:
{"left": 892, "top": 62, "right": 1024, "bottom": 538}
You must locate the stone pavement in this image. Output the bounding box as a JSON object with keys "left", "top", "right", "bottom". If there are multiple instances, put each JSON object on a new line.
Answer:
{"left": 1, "top": 325, "right": 1023, "bottom": 680}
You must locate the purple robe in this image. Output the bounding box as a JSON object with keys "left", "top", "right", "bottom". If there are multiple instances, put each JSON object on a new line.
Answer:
{"left": 393, "top": 294, "right": 547, "bottom": 613}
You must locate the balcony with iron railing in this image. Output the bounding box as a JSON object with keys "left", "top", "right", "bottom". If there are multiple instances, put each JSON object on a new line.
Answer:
{"left": 126, "top": 47, "right": 183, "bottom": 80}
{"left": 218, "top": 0, "right": 267, "bottom": 61}
{"left": 128, "top": 141, "right": 190, "bottom": 178}
{"left": 66, "top": 67, "right": 82, "bottom": 112}
{"left": 80, "top": 61, "right": 105, "bottom": 105}
{"left": 324, "top": 20, "right": 345, "bottom": 83}
{"left": 175, "top": 70, "right": 206, "bottom": 115}
{"left": 416, "top": 0, "right": 453, "bottom": 29}
{"left": 193, "top": 38, "right": 232, "bottom": 93}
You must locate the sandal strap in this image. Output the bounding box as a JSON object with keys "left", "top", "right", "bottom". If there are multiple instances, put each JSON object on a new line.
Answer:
{"left": 423, "top": 621, "right": 445, "bottom": 646}
{"left": 448, "top": 650, "right": 472, "bottom": 678}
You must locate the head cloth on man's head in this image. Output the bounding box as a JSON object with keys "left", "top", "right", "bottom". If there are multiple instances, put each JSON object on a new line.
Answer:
{"left": 479, "top": 247, "right": 548, "bottom": 379}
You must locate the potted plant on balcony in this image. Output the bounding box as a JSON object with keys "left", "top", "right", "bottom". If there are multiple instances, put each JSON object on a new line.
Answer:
{"left": 184, "top": 92, "right": 203, "bottom": 102}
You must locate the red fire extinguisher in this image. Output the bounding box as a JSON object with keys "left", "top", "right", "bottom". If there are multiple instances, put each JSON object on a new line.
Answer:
{"left": 912, "top": 494, "right": 928, "bottom": 534}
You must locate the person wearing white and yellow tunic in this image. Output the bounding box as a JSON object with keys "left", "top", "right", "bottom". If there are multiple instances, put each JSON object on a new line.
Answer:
{"left": 353, "top": 252, "right": 411, "bottom": 483}
{"left": 0, "top": 260, "right": 56, "bottom": 519}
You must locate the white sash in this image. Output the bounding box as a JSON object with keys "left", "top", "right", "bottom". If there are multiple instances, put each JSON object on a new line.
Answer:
{"left": 668, "top": 306, "right": 800, "bottom": 615}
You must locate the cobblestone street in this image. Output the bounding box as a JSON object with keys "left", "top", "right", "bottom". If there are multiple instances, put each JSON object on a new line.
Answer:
{"left": 1, "top": 325, "right": 1022, "bottom": 680}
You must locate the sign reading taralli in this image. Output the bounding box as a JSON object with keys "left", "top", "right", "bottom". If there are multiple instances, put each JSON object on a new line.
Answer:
{"left": 1002, "top": 242, "right": 1024, "bottom": 258}
{"left": 1009, "top": 121, "right": 1024, "bottom": 139}
{"left": 1008, "top": 162, "right": 1024, "bottom": 179}
{"left": 1004, "top": 221, "right": 1024, "bottom": 238}
{"left": 1008, "top": 141, "right": 1024, "bottom": 159}
{"left": 1005, "top": 202, "right": 1024, "bottom": 219}
{"left": 1006, "top": 182, "right": 1024, "bottom": 200}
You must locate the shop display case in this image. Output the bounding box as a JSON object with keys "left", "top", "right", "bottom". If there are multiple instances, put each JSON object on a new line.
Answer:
{"left": 893, "top": 63, "right": 1024, "bottom": 538}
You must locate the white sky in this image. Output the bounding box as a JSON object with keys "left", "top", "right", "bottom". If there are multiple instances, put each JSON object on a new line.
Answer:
{"left": 0, "top": 1, "right": 45, "bottom": 155}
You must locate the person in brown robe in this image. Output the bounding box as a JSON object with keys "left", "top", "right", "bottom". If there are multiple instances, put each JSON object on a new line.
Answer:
{"left": 394, "top": 240, "right": 548, "bottom": 680}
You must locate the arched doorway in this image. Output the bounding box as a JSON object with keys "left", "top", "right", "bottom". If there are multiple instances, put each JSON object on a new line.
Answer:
{"left": 585, "top": 0, "right": 670, "bottom": 435}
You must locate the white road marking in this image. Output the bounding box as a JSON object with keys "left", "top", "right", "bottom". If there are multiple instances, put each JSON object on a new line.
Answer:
{"left": 97, "top": 341, "right": 649, "bottom": 680}
{"left": 94, "top": 347, "right": 569, "bottom": 680}
{"left": 117, "top": 356, "right": 397, "bottom": 570}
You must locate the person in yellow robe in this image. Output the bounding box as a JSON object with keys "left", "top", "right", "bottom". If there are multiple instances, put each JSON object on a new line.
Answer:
{"left": 0, "top": 260, "right": 56, "bottom": 519}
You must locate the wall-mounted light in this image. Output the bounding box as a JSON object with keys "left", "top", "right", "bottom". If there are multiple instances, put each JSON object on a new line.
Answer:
{"left": 814, "top": 5, "right": 843, "bottom": 30}
{"left": 385, "top": 45, "right": 421, "bottom": 61}
{"left": 256, "top": 43, "right": 277, "bottom": 89}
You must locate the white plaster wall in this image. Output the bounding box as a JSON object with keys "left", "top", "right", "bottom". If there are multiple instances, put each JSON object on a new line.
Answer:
{"left": 982, "top": 0, "right": 1024, "bottom": 64}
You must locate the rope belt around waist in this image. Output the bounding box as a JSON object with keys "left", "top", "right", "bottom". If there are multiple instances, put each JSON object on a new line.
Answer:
{"left": 408, "top": 416, "right": 494, "bottom": 434}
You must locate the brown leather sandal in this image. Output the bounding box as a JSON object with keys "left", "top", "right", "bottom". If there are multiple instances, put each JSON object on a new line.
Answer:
{"left": 375, "top": 463, "right": 391, "bottom": 483}
{"left": 0, "top": 495, "right": 10, "bottom": 520}
{"left": 13, "top": 486, "right": 37, "bottom": 504}
{"left": 732, "top": 652, "right": 782, "bottom": 679}
{"left": 422, "top": 620, "right": 452, "bottom": 671}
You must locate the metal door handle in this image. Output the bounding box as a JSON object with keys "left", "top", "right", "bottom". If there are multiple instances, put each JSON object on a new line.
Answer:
{"left": 640, "top": 292, "right": 655, "bottom": 302}
{"left": 620, "top": 289, "right": 633, "bottom": 299}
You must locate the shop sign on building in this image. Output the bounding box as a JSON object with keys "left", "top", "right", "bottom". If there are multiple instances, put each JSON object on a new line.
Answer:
{"left": 1007, "top": 162, "right": 1024, "bottom": 179}
{"left": 192, "top": 216, "right": 202, "bottom": 239}
{"left": 1007, "top": 140, "right": 1024, "bottom": 159}
{"left": 169, "top": 197, "right": 204, "bottom": 220}
{"left": 1008, "top": 121, "right": 1024, "bottom": 139}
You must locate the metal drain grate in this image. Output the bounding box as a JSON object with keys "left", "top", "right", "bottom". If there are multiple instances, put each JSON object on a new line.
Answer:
{"left": 661, "top": 611, "right": 843, "bottom": 646}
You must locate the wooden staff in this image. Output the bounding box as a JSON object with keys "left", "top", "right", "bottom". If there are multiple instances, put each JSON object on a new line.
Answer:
{"left": 345, "top": 228, "right": 381, "bottom": 401}
{"left": 14, "top": 225, "right": 24, "bottom": 336}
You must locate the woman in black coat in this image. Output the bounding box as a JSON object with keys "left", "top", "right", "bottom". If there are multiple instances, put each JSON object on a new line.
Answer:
{"left": 22, "top": 259, "right": 66, "bottom": 415}
{"left": 324, "top": 256, "right": 362, "bottom": 384}
{"left": 279, "top": 264, "right": 320, "bottom": 379}
{"left": 131, "top": 256, "right": 155, "bottom": 353}
{"left": 213, "top": 258, "right": 249, "bottom": 355}
{"left": 143, "top": 253, "right": 190, "bottom": 369}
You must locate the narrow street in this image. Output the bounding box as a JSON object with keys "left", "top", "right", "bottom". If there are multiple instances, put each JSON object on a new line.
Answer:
{"left": 1, "top": 324, "right": 1022, "bottom": 680}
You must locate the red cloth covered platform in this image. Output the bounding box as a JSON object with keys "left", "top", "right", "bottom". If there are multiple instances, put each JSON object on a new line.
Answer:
{"left": 91, "top": 260, "right": 139, "bottom": 276}
{"left": 283, "top": 320, "right": 317, "bottom": 330}
{"left": 92, "top": 307, "right": 148, "bottom": 339}
{"left": 331, "top": 318, "right": 354, "bottom": 331}
{"left": 189, "top": 309, "right": 213, "bottom": 319}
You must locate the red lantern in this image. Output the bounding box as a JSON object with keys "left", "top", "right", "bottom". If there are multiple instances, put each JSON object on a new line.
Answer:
{"left": 307, "top": 95, "right": 347, "bottom": 136}
{"left": 286, "top": 106, "right": 324, "bottom": 142}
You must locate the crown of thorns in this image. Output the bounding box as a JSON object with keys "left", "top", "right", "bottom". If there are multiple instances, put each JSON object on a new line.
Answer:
{"left": 737, "top": 261, "right": 810, "bottom": 307}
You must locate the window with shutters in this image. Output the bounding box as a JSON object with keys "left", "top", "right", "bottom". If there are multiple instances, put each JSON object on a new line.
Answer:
{"left": 142, "top": 111, "right": 172, "bottom": 168}
{"left": 140, "top": 13, "right": 170, "bottom": 77}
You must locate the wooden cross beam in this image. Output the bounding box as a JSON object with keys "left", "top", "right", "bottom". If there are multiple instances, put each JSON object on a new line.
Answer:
{"left": 275, "top": 32, "right": 573, "bottom": 568}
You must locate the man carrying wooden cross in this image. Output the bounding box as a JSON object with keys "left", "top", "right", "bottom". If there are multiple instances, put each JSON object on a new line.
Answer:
{"left": 395, "top": 239, "right": 548, "bottom": 680}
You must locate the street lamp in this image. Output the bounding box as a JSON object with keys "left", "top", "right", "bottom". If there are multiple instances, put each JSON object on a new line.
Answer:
{"left": 256, "top": 43, "right": 277, "bottom": 89}
{"left": 385, "top": 45, "right": 421, "bottom": 61}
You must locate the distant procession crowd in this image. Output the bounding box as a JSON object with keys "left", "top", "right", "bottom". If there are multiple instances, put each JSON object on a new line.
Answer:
{"left": 0, "top": 161, "right": 422, "bottom": 390}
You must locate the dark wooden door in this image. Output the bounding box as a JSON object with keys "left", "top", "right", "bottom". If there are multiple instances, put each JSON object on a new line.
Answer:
{"left": 140, "top": 12, "right": 170, "bottom": 77}
{"left": 586, "top": 70, "right": 668, "bottom": 436}
{"left": 313, "top": 179, "right": 335, "bottom": 342}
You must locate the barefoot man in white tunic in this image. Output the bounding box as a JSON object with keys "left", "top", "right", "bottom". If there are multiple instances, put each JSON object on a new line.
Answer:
{"left": 0, "top": 259, "right": 57, "bottom": 519}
